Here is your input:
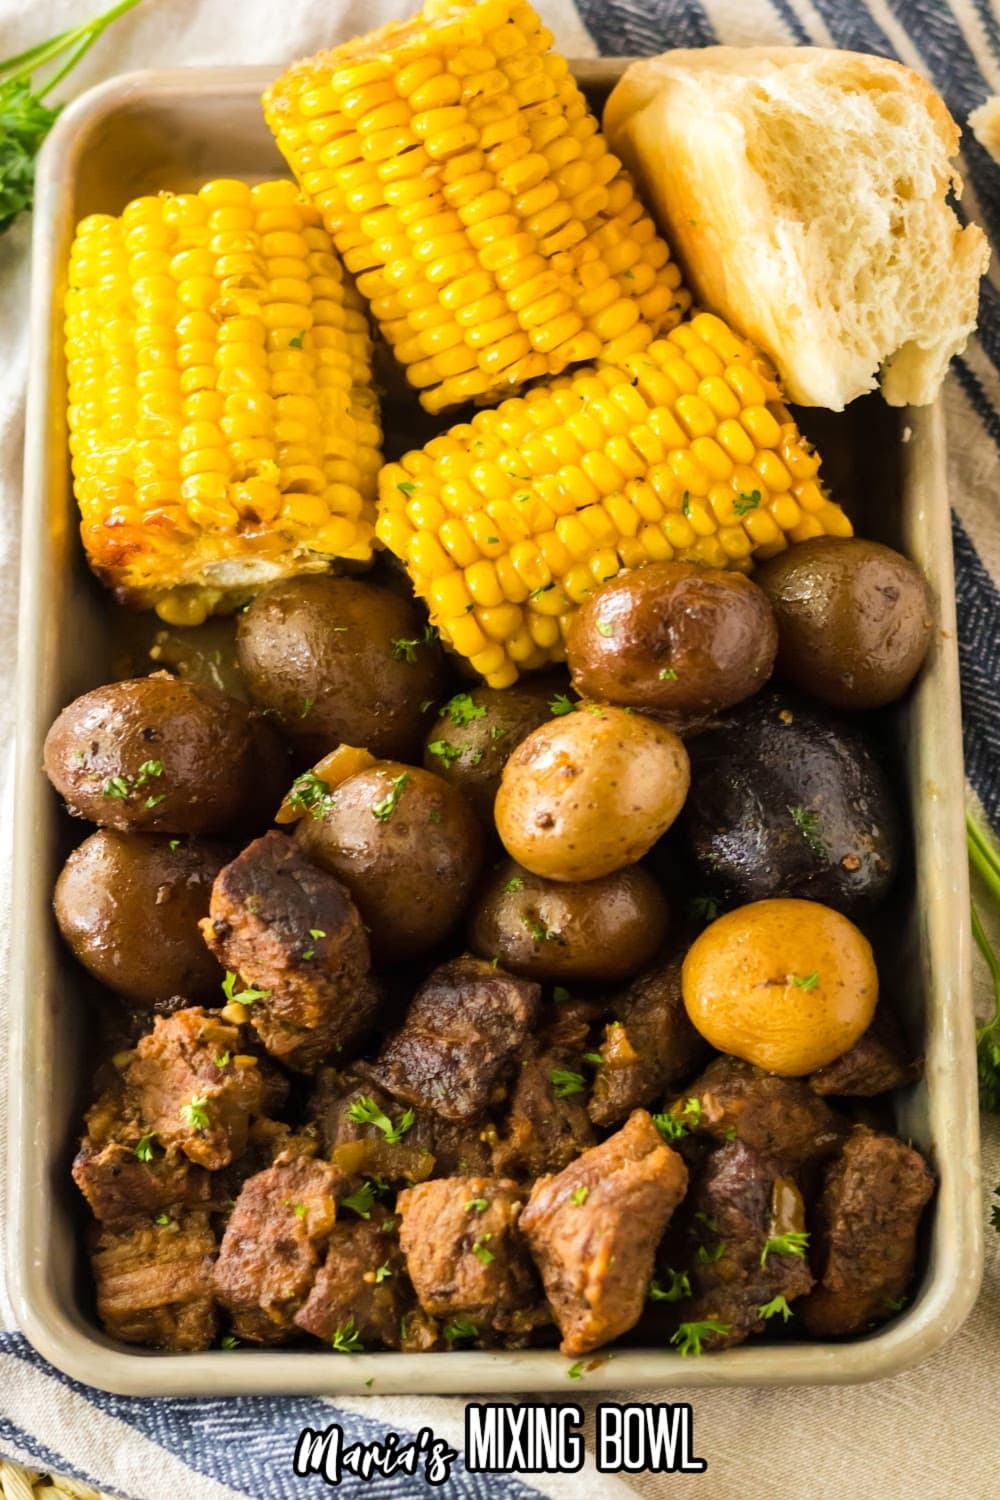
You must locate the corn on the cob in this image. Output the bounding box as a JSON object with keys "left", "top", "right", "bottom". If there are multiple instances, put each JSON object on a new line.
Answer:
{"left": 65, "top": 178, "right": 382, "bottom": 625}
{"left": 377, "top": 311, "right": 853, "bottom": 687}
{"left": 263, "top": 0, "right": 689, "bottom": 415}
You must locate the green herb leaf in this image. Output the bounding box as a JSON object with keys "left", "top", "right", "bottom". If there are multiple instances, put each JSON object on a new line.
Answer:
{"left": 523, "top": 914, "right": 560, "bottom": 944}
{"left": 583, "top": 1052, "right": 603, "bottom": 1065}
{"left": 649, "top": 1269, "right": 691, "bottom": 1303}
{"left": 681, "top": 491, "right": 692, "bottom": 517}
{"left": 390, "top": 624, "right": 437, "bottom": 662}
{"left": 168, "top": 839, "right": 181, "bottom": 850}
{"left": 695, "top": 1239, "right": 726, "bottom": 1264}
{"left": 567, "top": 1360, "right": 585, "bottom": 1379}
{"left": 220, "top": 1333, "right": 240, "bottom": 1349}
{"left": 670, "top": 1319, "right": 732, "bottom": 1357}
{"left": 102, "top": 775, "right": 130, "bottom": 800}
{"left": 503, "top": 876, "right": 524, "bottom": 893}
{"left": 659, "top": 668, "right": 678, "bottom": 681}
{"left": 300, "top": 696, "right": 314, "bottom": 719}
{"left": 758, "top": 1294, "right": 794, "bottom": 1322}
{"left": 341, "top": 1181, "right": 378, "bottom": 1220}
{"left": 287, "top": 769, "right": 335, "bottom": 819}
{"left": 441, "top": 692, "right": 487, "bottom": 727}
{"left": 787, "top": 804, "right": 827, "bottom": 857}
{"left": 790, "top": 971, "right": 820, "bottom": 991}
{"left": 760, "top": 1230, "right": 810, "bottom": 1267}
{"left": 309, "top": 928, "right": 326, "bottom": 939}
{"left": 550, "top": 1068, "right": 586, "bottom": 1098}
{"left": 396, "top": 481, "right": 416, "bottom": 497}
{"left": 133, "top": 1132, "right": 156, "bottom": 1163}
{"left": 444, "top": 1317, "right": 479, "bottom": 1343}
{"left": 549, "top": 693, "right": 575, "bottom": 716}
{"left": 346, "top": 1095, "right": 415, "bottom": 1145}
{"left": 374, "top": 1262, "right": 392, "bottom": 1283}
{"left": 331, "top": 1320, "right": 364, "bottom": 1353}
{"left": 179, "top": 1096, "right": 210, "bottom": 1131}
{"left": 291, "top": 1202, "right": 307, "bottom": 1219}
{"left": 570, "top": 1186, "right": 589, "bottom": 1206}
{"left": 371, "top": 772, "right": 410, "bottom": 821}
{"left": 427, "top": 739, "right": 464, "bottom": 768}
{"left": 154, "top": 1212, "right": 173, "bottom": 1226}
{"left": 472, "top": 1234, "right": 494, "bottom": 1264}
{"left": 552, "top": 986, "right": 571, "bottom": 1003}
{"left": 213, "top": 1051, "right": 230, "bottom": 1069}
{"left": 687, "top": 894, "right": 720, "bottom": 924}
{"left": 221, "top": 971, "right": 271, "bottom": 1006}
{"left": 596, "top": 620, "right": 614, "bottom": 638}
{"left": 733, "top": 488, "right": 762, "bottom": 517}
{"left": 651, "top": 1111, "right": 687, "bottom": 1142}
{"left": 465, "top": 1197, "right": 488, "bottom": 1213}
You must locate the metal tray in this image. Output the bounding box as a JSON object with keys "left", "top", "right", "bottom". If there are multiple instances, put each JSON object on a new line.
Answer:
{"left": 8, "top": 61, "right": 982, "bottom": 1396}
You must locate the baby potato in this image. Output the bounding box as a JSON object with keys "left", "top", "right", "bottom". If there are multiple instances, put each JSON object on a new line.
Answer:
{"left": 54, "top": 831, "right": 230, "bottom": 1006}
{"left": 681, "top": 897, "right": 878, "bottom": 1075}
{"left": 567, "top": 561, "right": 777, "bottom": 719}
{"left": 468, "top": 858, "right": 670, "bottom": 984}
{"left": 43, "top": 675, "right": 288, "bottom": 835}
{"left": 295, "top": 761, "right": 483, "bottom": 962}
{"left": 495, "top": 705, "right": 690, "bottom": 881}
{"left": 237, "top": 575, "right": 444, "bottom": 760}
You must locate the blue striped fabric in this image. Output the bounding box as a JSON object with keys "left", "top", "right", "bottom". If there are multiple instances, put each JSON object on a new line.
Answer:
{"left": 4, "top": 3, "right": 999, "bottom": 1496}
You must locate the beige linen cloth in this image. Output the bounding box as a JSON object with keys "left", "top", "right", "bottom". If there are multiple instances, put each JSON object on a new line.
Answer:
{"left": 1, "top": 3, "right": 999, "bottom": 1498}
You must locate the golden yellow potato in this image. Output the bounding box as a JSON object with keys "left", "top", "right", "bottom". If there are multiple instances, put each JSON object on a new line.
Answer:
{"left": 681, "top": 898, "right": 878, "bottom": 1075}
{"left": 494, "top": 704, "right": 690, "bottom": 882}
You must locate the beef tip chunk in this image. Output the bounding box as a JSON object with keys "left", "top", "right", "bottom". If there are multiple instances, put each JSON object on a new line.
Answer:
{"left": 311, "top": 1069, "right": 493, "bottom": 1183}
{"left": 810, "top": 1008, "right": 923, "bottom": 1097}
{"left": 73, "top": 1086, "right": 211, "bottom": 1225}
{"left": 798, "top": 1126, "right": 934, "bottom": 1337}
{"left": 658, "top": 1141, "right": 814, "bottom": 1352}
{"left": 201, "top": 831, "right": 380, "bottom": 1071}
{"left": 520, "top": 1110, "right": 688, "bottom": 1356}
{"left": 489, "top": 1040, "right": 596, "bottom": 1181}
{"left": 126, "top": 1007, "right": 282, "bottom": 1169}
{"left": 589, "top": 952, "right": 710, "bottom": 1128}
{"left": 371, "top": 956, "right": 540, "bottom": 1121}
{"left": 213, "top": 1152, "right": 341, "bottom": 1342}
{"left": 295, "top": 1205, "right": 409, "bottom": 1349}
{"left": 669, "top": 1057, "right": 846, "bottom": 1171}
{"left": 90, "top": 1210, "right": 217, "bottom": 1351}
{"left": 397, "top": 1176, "right": 547, "bottom": 1339}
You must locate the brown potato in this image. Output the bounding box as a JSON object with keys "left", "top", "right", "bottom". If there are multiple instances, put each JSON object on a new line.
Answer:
{"left": 566, "top": 561, "right": 777, "bottom": 719}
{"left": 43, "top": 676, "right": 287, "bottom": 835}
{"left": 421, "top": 678, "right": 565, "bottom": 821}
{"left": 54, "top": 831, "right": 231, "bottom": 1006}
{"left": 236, "top": 575, "right": 444, "bottom": 759}
{"left": 755, "top": 538, "right": 934, "bottom": 710}
{"left": 495, "top": 705, "right": 690, "bottom": 881}
{"left": 295, "top": 762, "right": 483, "bottom": 962}
{"left": 468, "top": 859, "right": 670, "bottom": 984}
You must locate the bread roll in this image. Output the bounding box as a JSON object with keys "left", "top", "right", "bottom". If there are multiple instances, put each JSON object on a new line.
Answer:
{"left": 604, "top": 47, "right": 989, "bottom": 410}
{"left": 970, "top": 96, "right": 1000, "bottom": 163}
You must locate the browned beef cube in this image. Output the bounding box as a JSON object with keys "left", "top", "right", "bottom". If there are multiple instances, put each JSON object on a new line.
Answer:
{"left": 589, "top": 953, "right": 710, "bottom": 1128}
{"left": 520, "top": 1110, "right": 688, "bottom": 1356}
{"left": 672, "top": 1057, "right": 846, "bottom": 1170}
{"left": 311, "top": 1069, "right": 492, "bottom": 1182}
{"left": 659, "top": 1141, "right": 814, "bottom": 1351}
{"left": 213, "top": 1153, "right": 341, "bottom": 1342}
{"left": 489, "top": 1042, "right": 596, "bottom": 1181}
{"left": 71, "top": 1084, "right": 209, "bottom": 1225}
{"left": 397, "top": 1176, "right": 547, "bottom": 1338}
{"left": 295, "top": 1205, "right": 408, "bottom": 1349}
{"left": 126, "top": 1008, "right": 282, "bottom": 1170}
{"left": 798, "top": 1127, "right": 934, "bottom": 1336}
{"left": 371, "top": 956, "right": 540, "bottom": 1121}
{"left": 90, "top": 1211, "right": 217, "bottom": 1351}
{"left": 201, "top": 831, "right": 380, "bottom": 1072}
{"left": 810, "top": 1008, "right": 923, "bottom": 1097}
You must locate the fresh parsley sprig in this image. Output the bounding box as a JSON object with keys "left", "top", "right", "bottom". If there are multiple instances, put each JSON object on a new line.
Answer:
{"left": 346, "top": 1095, "right": 415, "bottom": 1145}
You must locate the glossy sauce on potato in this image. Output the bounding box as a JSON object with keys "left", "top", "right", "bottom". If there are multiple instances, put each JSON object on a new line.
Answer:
{"left": 495, "top": 704, "right": 690, "bottom": 881}
{"left": 566, "top": 561, "right": 777, "bottom": 718}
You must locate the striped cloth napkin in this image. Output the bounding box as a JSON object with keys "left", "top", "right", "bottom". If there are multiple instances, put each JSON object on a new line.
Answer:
{"left": 1, "top": 2, "right": 999, "bottom": 1498}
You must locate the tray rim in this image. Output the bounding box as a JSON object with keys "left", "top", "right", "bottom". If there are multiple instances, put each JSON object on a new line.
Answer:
{"left": 7, "top": 61, "right": 983, "bottom": 1398}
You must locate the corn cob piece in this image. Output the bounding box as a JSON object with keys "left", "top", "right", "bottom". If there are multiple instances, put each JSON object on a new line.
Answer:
{"left": 377, "top": 311, "right": 853, "bottom": 688}
{"left": 263, "top": 0, "right": 689, "bottom": 415}
{"left": 66, "top": 178, "right": 382, "bottom": 625}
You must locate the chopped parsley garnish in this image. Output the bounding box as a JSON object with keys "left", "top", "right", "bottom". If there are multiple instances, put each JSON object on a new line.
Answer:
{"left": 649, "top": 1270, "right": 691, "bottom": 1303}
{"left": 550, "top": 1068, "right": 586, "bottom": 1098}
{"left": 472, "top": 1234, "right": 494, "bottom": 1264}
{"left": 331, "top": 1321, "right": 364, "bottom": 1353}
{"left": 213, "top": 1052, "right": 230, "bottom": 1069}
{"left": 687, "top": 894, "right": 720, "bottom": 924}
{"left": 652, "top": 1112, "right": 687, "bottom": 1142}
{"left": 670, "top": 1319, "right": 732, "bottom": 1357}
{"left": 287, "top": 769, "right": 335, "bottom": 819}
{"left": 883, "top": 1295, "right": 907, "bottom": 1313}
{"left": 137, "top": 760, "right": 163, "bottom": 782}
{"left": 133, "top": 1132, "right": 156, "bottom": 1162}
{"left": 465, "top": 1197, "right": 488, "bottom": 1213}
{"left": 552, "top": 986, "right": 571, "bottom": 1003}
{"left": 221, "top": 971, "right": 271, "bottom": 1006}
{"left": 549, "top": 693, "right": 575, "bottom": 716}
{"left": 659, "top": 667, "right": 678, "bottom": 681}
{"left": 733, "top": 488, "right": 762, "bottom": 517}
{"left": 168, "top": 839, "right": 180, "bottom": 850}
{"left": 570, "top": 1186, "right": 589, "bottom": 1206}
{"left": 374, "top": 1263, "right": 393, "bottom": 1283}
{"left": 102, "top": 776, "right": 131, "bottom": 800}
{"left": 567, "top": 1361, "right": 586, "bottom": 1380}
{"left": 681, "top": 491, "right": 692, "bottom": 517}
{"left": 760, "top": 1230, "right": 810, "bottom": 1267}
{"left": 503, "top": 876, "right": 524, "bottom": 893}
{"left": 523, "top": 914, "right": 560, "bottom": 944}
{"left": 758, "top": 1294, "right": 794, "bottom": 1322}
{"left": 788, "top": 804, "right": 827, "bottom": 856}
{"left": 291, "top": 1203, "right": 307, "bottom": 1219}
{"left": 154, "top": 1213, "right": 173, "bottom": 1227}
{"left": 790, "top": 971, "right": 820, "bottom": 991}
{"left": 583, "top": 1052, "right": 603, "bottom": 1065}
{"left": 221, "top": 1333, "right": 240, "bottom": 1349}
{"left": 288, "top": 332, "right": 305, "bottom": 348}
{"left": 300, "top": 696, "right": 314, "bottom": 718}
{"left": 596, "top": 620, "right": 614, "bottom": 638}
{"left": 427, "top": 739, "right": 464, "bottom": 768}
{"left": 444, "top": 1317, "right": 479, "bottom": 1343}
{"left": 390, "top": 624, "right": 437, "bottom": 662}
{"left": 681, "top": 1098, "right": 703, "bottom": 1126}
{"left": 346, "top": 1095, "right": 415, "bottom": 1145}
{"left": 309, "top": 928, "right": 326, "bottom": 939}
{"left": 144, "top": 792, "right": 166, "bottom": 808}
{"left": 695, "top": 1239, "right": 726, "bottom": 1265}
{"left": 341, "top": 1181, "right": 378, "bottom": 1220}
{"left": 487, "top": 535, "right": 499, "bottom": 544}
{"left": 396, "top": 481, "right": 416, "bottom": 497}
{"left": 371, "top": 772, "right": 410, "bottom": 821}
{"left": 180, "top": 1097, "right": 210, "bottom": 1131}
{"left": 441, "top": 692, "right": 486, "bottom": 727}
